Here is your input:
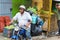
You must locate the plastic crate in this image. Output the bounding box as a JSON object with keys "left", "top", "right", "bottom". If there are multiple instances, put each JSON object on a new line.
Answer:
{"left": 3, "top": 28, "right": 13, "bottom": 37}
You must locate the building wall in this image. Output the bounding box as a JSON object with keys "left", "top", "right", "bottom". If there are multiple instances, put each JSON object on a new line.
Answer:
{"left": 0, "top": 0, "right": 12, "bottom": 18}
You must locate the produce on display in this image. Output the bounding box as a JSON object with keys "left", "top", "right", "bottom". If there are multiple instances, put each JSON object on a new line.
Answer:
{"left": 27, "top": 7, "right": 37, "bottom": 14}
{"left": 0, "top": 16, "right": 5, "bottom": 32}
{"left": 0, "top": 16, "right": 11, "bottom": 32}
{"left": 5, "top": 25, "right": 15, "bottom": 29}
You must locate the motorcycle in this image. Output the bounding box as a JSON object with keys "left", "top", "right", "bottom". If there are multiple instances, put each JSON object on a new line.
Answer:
{"left": 11, "top": 23, "right": 26, "bottom": 40}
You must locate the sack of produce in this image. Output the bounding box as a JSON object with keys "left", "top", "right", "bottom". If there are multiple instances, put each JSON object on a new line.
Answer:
{"left": 4, "top": 16, "right": 11, "bottom": 26}
{"left": 42, "top": 20, "right": 48, "bottom": 31}
{"left": 0, "top": 16, "right": 4, "bottom": 22}
{"left": 0, "top": 22, "right": 5, "bottom": 33}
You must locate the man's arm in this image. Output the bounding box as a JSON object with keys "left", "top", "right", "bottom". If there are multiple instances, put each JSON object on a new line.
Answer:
{"left": 25, "top": 13, "right": 32, "bottom": 28}
{"left": 9, "top": 13, "right": 18, "bottom": 25}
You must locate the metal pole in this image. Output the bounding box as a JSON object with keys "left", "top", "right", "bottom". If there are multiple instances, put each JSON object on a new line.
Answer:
{"left": 48, "top": 0, "right": 52, "bottom": 32}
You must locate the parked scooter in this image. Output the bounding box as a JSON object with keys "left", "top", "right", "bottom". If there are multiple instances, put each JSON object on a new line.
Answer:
{"left": 27, "top": 10, "right": 44, "bottom": 36}
{"left": 31, "top": 15, "right": 44, "bottom": 36}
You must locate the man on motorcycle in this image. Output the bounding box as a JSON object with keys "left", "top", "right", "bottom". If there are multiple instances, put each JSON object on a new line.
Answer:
{"left": 9, "top": 5, "right": 32, "bottom": 40}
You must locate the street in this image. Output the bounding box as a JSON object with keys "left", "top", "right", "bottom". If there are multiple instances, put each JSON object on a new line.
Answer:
{"left": 0, "top": 33, "right": 60, "bottom": 40}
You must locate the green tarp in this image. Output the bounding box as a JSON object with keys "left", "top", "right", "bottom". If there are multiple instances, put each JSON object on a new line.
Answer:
{"left": 12, "top": 0, "right": 32, "bottom": 17}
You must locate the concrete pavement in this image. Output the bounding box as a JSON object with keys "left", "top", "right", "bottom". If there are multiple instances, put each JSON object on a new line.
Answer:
{"left": 0, "top": 33, "right": 60, "bottom": 40}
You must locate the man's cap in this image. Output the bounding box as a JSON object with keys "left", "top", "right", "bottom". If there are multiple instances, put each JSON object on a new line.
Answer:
{"left": 19, "top": 5, "right": 26, "bottom": 9}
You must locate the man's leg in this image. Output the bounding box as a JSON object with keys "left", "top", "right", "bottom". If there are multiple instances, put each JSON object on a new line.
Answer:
{"left": 26, "top": 29, "right": 32, "bottom": 40}
{"left": 57, "top": 20, "right": 60, "bottom": 35}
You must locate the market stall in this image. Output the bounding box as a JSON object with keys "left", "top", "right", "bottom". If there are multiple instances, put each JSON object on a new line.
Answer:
{"left": 32, "top": 0, "right": 58, "bottom": 35}
{"left": 41, "top": 0, "right": 58, "bottom": 35}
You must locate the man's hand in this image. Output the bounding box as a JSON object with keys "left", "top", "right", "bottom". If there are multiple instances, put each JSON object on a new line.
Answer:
{"left": 19, "top": 24, "right": 22, "bottom": 27}
{"left": 25, "top": 20, "right": 32, "bottom": 28}
{"left": 7, "top": 22, "right": 11, "bottom": 26}
{"left": 8, "top": 19, "right": 14, "bottom": 26}
{"left": 25, "top": 22, "right": 31, "bottom": 28}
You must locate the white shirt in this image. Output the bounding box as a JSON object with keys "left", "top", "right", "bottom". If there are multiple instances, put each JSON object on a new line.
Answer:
{"left": 13, "top": 11, "right": 32, "bottom": 28}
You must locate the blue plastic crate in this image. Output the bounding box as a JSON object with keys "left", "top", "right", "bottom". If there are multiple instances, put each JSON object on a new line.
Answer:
{"left": 3, "top": 28, "right": 13, "bottom": 37}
